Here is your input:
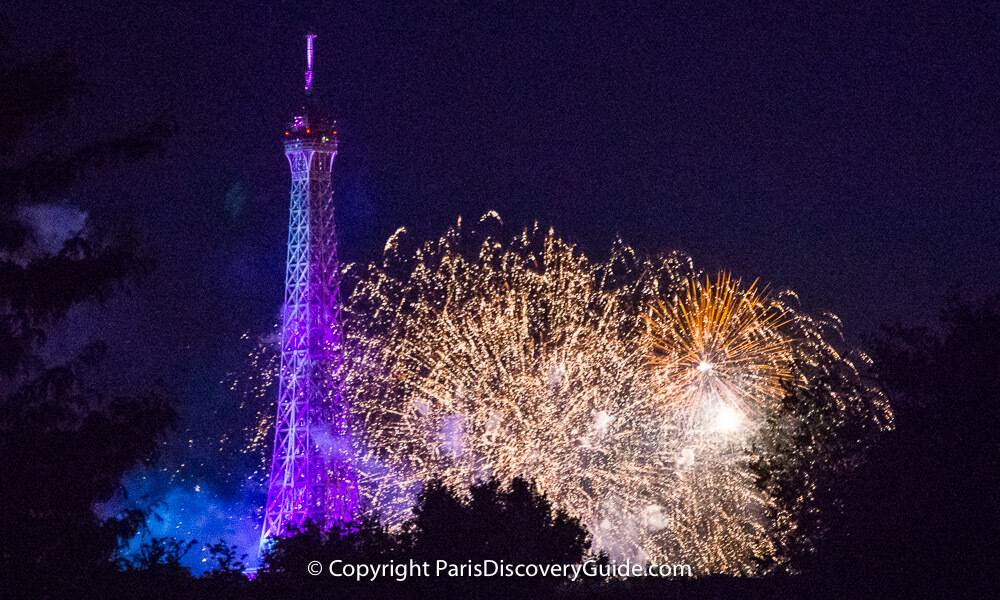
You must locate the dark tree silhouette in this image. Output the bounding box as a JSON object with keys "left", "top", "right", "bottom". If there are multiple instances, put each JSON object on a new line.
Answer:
{"left": 750, "top": 360, "right": 888, "bottom": 574}
{"left": 199, "top": 541, "right": 254, "bottom": 600}
{"left": 203, "top": 540, "right": 249, "bottom": 579}
{"left": 407, "top": 477, "right": 591, "bottom": 598}
{"left": 256, "top": 517, "right": 411, "bottom": 599}
{"left": 109, "top": 537, "right": 198, "bottom": 599}
{"left": 0, "top": 31, "right": 176, "bottom": 598}
{"left": 0, "top": 25, "right": 171, "bottom": 377}
{"left": 254, "top": 477, "right": 590, "bottom": 599}
{"left": 118, "top": 537, "right": 198, "bottom": 575}
{"left": 411, "top": 478, "right": 589, "bottom": 566}
{"left": 810, "top": 294, "right": 1000, "bottom": 596}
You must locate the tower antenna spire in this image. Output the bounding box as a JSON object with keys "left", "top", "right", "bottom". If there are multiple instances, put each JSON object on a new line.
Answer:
{"left": 304, "top": 32, "right": 317, "bottom": 94}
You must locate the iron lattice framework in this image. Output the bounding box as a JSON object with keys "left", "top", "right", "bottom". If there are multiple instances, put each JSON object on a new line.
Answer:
{"left": 261, "top": 33, "right": 357, "bottom": 547}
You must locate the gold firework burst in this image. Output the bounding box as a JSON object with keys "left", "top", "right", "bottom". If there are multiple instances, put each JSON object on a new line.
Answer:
{"left": 239, "top": 214, "right": 891, "bottom": 575}
{"left": 340, "top": 216, "right": 790, "bottom": 570}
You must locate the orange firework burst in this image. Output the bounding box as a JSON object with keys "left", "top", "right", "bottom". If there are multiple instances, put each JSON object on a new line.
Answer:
{"left": 645, "top": 272, "right": 795, "bottom": 432}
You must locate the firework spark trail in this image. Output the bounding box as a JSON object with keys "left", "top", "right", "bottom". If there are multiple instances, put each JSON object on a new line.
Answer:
{"left": 240, "top": 213, "right": 890, "bottom": 573}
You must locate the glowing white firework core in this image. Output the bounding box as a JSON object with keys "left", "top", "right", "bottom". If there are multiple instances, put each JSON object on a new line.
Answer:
{"left": 711, "top": 404, "right": 745, "bottom": 433}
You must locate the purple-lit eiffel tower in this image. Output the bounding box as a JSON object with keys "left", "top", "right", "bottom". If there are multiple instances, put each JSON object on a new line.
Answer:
{"left": 261, "top": 33, "right": 357, "bottom": 547}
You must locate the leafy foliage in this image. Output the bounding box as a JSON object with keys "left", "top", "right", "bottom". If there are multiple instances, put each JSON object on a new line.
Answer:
{"left": 827, "top": 295, "right": 1000, "bottom": 594}
{"left": 0, "top": 34, "right": 176, "bottom": 597}
{"left": 750, "top": 361, "right": 886, "bottom": 573}
{"left": 255, "top": 477, "right": 591, "bottom": 599}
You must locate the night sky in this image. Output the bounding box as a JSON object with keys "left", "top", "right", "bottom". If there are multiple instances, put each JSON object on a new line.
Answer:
{"left": 5, "top": 0, "right": 999, "bottom": 536}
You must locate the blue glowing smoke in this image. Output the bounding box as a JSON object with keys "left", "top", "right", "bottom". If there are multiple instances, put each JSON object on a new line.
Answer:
{"left": 103, "top": 471, "right": 265, "bottom": 574}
